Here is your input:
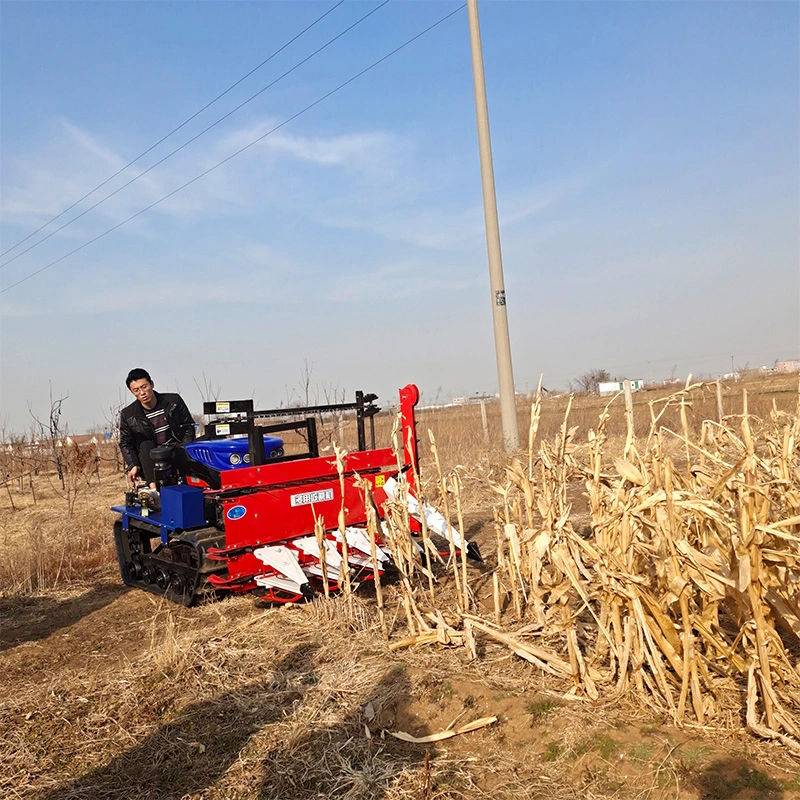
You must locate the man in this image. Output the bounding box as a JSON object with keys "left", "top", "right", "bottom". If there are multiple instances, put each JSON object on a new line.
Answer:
{"left": 119, "top": 368, "right": 196, "bottom": 488}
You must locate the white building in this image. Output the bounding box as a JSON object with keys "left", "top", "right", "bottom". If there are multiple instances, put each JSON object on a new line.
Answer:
{"left": 598, "top": 380, "right": 644, "bottom": 396}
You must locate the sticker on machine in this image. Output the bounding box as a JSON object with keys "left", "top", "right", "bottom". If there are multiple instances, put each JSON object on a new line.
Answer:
{"left": 226, "top": 505, "right": 247, "bottom": 520}
{"left": 290, "top": 488, "right": 334, "bottom": 507}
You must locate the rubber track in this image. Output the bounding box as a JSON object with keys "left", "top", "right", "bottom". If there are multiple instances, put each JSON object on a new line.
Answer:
{"left": 114, "top": 520, "right": 226, "bottom": 606}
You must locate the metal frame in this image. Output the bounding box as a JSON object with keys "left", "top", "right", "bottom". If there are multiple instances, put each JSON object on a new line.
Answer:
{"left": 200, "top": 392, "right": 381, "bottom": 467}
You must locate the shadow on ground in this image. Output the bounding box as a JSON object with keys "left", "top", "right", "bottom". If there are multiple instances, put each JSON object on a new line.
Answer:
{"left": 0, "top": 583, "right": 129, "bottom": 652}
{"left": 693, "top": 757, "right": 786, "bottom": 799}
{"left": 255, "top": 661, "right": 426, "bottom": 799}
{"left": 32, "top": 641, "right": 428, "bottom": 800}
{"left": 33, "top": 643, "right": 321, "bottom": 800}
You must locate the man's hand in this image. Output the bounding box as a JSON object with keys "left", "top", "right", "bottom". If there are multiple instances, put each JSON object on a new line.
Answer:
{"left": 127, "top": 466, "right": 140, "bottom": 485}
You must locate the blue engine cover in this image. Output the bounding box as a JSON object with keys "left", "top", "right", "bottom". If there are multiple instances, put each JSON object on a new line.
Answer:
{"left": 160, "top": 484, "right": 206, "bottom": 529}
{"left": 184, "top": 435, "right": 284, "bottom": 471}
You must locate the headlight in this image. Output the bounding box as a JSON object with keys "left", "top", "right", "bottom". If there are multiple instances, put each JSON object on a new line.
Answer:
{"left": 243, "top": 453, "right": 251, "bottom": 464}
{"left": 229, "top": 453, "right": 241, "bottom": 465}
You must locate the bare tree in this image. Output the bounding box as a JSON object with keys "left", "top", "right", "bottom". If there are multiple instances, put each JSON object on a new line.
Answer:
{"left": 573, "top": 368, "right": 612, "bottom": 394}
{"left": 25, "top": 387, "right": 94, "bottom": 515}
{"left": 283, "top": 359, "right": 314, "bottom": 408}
{"left": 193, "top": 372, "right": 222, "bottom": 403}
{"left": 28, "top": 384, "right": 69, "bottom": 488}
{"left": 102, "top": 394, "right": 126, "bottom": 472}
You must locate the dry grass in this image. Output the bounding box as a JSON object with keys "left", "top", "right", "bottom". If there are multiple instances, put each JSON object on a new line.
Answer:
{"left": 0, "top": 472, "right": 118, "bottom": 595}
{"left": 4, "top": 592, "right": 484, "bottom": 800}
{"left": 5, "top": 590, "right": 797, "bottom": 799}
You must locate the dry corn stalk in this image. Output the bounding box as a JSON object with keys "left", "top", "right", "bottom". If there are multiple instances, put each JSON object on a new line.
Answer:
{"left": 333, "top": 443, "right": 351, "bottom": 600}
{"left": 388, "top": 379, "right": 800, "bottom": 753}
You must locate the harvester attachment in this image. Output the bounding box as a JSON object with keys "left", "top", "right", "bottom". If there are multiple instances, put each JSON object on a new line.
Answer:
{"left": 383, "top": 477, "right": 483, "bottom": 563}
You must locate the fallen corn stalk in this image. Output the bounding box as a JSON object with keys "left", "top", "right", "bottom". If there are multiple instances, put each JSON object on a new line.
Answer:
{"left": 388, "top": 716, "right": 498, "bottom": 743}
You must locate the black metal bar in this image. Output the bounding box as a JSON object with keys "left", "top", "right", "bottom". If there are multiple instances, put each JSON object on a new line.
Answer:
{"left": 269, "top": 451, "right": 321, "bottom": 465}
{"left": 201, "top": 420, "right": 251, "bottom": 439}
{"left": 306, "top": 418, "right": 319, "bottom": 458}
{"left": 256, "top": 420, "right": 309, "bottom": 436}
{"left": 205, "top": 394, "right": 380, "bottom": 421}
{"left": 248, "top": 413, "right": 266, "bottom": 466}
{"left": 202, "top": 392, "right": 381, "bottom": 458}
{"left": 251, "top": 397, "right": 378, "bottom": 419}
{"left": 200, "top": 418, "right": 319, "bottom": 440}
{"left": 255, "top": 403, "right": 356, "bottom": 418}
{"left": 356, "top": 391, "right": 366, "bottom": 452}
{"left": 202, "top": 399, "right": 253, "bottom": 415}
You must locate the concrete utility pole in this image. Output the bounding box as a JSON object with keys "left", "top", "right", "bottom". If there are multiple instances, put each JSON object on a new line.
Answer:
{"left": 467, "top": 0, "right": 520, "bottom": 451}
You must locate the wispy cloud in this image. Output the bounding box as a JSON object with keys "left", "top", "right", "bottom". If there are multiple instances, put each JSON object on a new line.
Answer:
{"left": 1, "top": 237, "right": 314, "bottom": 318}
{"left": 1, "top": 121, "right": 180, "bottom": 236}
{"left": 328, "top": 256, "right": 480, "bottom": 303}
{"left": 0, "top": 119, "right": 253, "bottom": 233}
{"left": 2, "top": 113, "right": 596, "bottom": 276}
{"left": 308, "top": 171, "right": 592, "bottom": 252}
{"left": 59, "top": 121, "right": 128, "bottom": 172}
{"left": 244, "top": 126, "right": 401, "bottom": 178}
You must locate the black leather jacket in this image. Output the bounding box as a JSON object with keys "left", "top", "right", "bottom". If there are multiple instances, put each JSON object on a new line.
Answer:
{"left": 119, "top": 391, "right": 196, "bottom": 470}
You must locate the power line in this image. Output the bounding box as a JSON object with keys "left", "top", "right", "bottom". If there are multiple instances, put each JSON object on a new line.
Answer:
{"left": 1, "top": 4, "right": 466, "bottom": 295}
{"left": 0, "top": 0, "right": 346, "bottom": 260}
{"left": 1, "top": 0, "right": 390, "bottom": 271}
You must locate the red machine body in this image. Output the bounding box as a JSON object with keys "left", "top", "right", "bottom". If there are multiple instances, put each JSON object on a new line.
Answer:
{"left": 206, "top": 383, "right": 420, "bottom": 597}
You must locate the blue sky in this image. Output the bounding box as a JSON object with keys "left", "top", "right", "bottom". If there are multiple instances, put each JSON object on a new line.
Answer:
{"left": 1, "top": 0, "right": 798, "bottom": 434}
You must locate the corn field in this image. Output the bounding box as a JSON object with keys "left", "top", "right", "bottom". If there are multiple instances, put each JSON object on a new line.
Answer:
{"left": 372, "top": 380, "right": 800, "bottom": 755}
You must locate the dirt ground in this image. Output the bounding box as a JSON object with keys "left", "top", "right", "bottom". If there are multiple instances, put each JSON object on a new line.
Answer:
{"left": 3, "top": 520, "right": 799, "bottom": 800}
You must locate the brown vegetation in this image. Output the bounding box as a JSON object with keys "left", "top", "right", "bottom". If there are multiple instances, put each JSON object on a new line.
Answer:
{"left": 2, "top": 374, "right": 799, "bottom": 799}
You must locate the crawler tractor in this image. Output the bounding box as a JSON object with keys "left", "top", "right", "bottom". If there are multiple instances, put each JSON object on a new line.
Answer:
{"left": 112, "top": 385, "right": 479, "bottom": 606}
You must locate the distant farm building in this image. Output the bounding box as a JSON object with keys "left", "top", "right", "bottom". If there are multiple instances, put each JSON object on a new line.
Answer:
{"left": 598, "top": 380, "right": 644, "bottom": 396}
{"left": 776, "top": 360, "right": 800, "bottom": 374}
{"left": 452, "top": 395, "right": 495, "bottom": 406}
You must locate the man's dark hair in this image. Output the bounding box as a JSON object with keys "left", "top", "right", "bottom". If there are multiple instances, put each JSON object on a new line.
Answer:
{"left": 126, "top": 368, "right": 152, "bottom": 387}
